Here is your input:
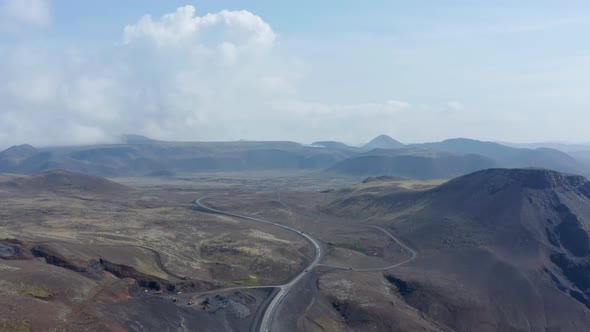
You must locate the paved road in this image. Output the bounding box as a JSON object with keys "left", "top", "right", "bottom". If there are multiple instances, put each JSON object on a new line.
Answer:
{"left": 195, "top": 193, "right": 418, "bottom": 331}
{"left": 276, "top": 193, "right": 417, "bottom": 272}
{"left": 318, "top": 225, "right": 417, "bottom": 272}
{"left": 195, "top": 194, "right": 324, "bottom": 332}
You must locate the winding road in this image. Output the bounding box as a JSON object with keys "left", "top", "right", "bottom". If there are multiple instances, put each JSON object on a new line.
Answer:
{"left": 195, "top": 193, "right": 418, "bottom": 332}
{"left": 275, "top": 192, "right": 417, "bottom": 272}
{"left": 317, "top": 226, "right": 417, "bottom": 272}
{"left": 195, "top": 195, "right": 323, "bottom": 332}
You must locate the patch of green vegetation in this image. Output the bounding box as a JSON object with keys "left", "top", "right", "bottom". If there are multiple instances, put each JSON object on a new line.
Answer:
{"left": 231, "top": 275, "right": 259, "bottom": 286}
{"left": 0, "top": 320, "right": 30, "bottom": 332}
{"left": 18, "top": 284, "right": 53, "bottom": 299}
{"left": 315, "top": 317, "right": 342, "bottom": 332}
{"left": 351, "top": 243, "right": 365, "bottom": 252}
{"left": 206, "top": 253, "right": 244, "bottom": 266}
{"left": 132, "top": 255, "right": 169, "bottom": 280}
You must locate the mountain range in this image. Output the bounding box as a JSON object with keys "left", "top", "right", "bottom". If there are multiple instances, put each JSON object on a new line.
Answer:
{"left": 1, "top": 135, "right": 588, "bottom": 179}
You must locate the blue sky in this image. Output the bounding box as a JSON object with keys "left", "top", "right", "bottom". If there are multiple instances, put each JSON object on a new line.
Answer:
{"left": 1, "top": 0, "right": 589, "bottom": 147}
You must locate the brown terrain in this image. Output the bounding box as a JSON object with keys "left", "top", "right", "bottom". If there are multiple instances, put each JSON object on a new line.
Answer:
{"left": 323, "top": 168, "right": 590, "bottom": 331}
{"left": 0, "top": 169, "right": 316, "bottom": 331}
{"left": 2, "top": 165, "right": 590, "bottom": 331}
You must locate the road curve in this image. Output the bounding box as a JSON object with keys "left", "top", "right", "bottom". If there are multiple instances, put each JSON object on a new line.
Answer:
{"left": 194, "top": 194, "right": 323, "bottom": 332}
{"left": 276, "top": 192, "right": 418, "bottom": 272}
{"left": 317, "top": 226, "right": 417, "bottom": 272}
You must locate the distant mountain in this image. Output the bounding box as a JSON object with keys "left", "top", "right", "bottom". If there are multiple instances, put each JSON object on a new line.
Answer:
{"left": 1, "top": 137, "right": 588, "bottom": 179}
{"left": 0, "top": 144, "right": 37, "bottom": 160}
{"left": 329, "top": 137, "right": 589, "bottom": 180}
{"left": 0, "top": 145, "right": 116, "bottom": 176}
{"left": 414, "top": 138, "right": 529, "bottom": 159}
{"left": 412, "top": 138, "right": 587, "bottom": 176}
{"left": 0, "top": 141, "right": 354, "bottom": 177}
{"left": 0, "top": 144, "right": 38, "bottom": 172}
{"left": 121, "top": 134, "right": 157, "bottom": 144}
{"left": 324, "top": 168, "right": 590, "bottom": 329}
{"left": 500, "top": 141, "right": 590, "bottom": 153}
{"left": 363, "top": 134, "right": 405, "bottom": 150}
{"left": 328, "top": 148, "right": 495, "bottom": 179}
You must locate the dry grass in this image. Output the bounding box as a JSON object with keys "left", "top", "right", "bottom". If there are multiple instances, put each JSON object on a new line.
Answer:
{"left": 18, "top": 284, "right": 53, "bottom": 299}
{"left": 0, "top": 170, "right": 397, "bottom": 329}
{"left": 0, "top": 280, "right": 53, "bottom": 299}
{"left": 0, "top": 320, "right": 30, "bottom": 332}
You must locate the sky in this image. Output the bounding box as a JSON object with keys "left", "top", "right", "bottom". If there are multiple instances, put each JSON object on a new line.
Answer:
{"left": 1, "top": 0, "right": 589, "bottom": 147}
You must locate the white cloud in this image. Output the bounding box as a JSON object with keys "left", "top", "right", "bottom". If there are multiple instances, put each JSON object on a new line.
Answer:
{"left": 1, "top": 4, "right": 572, "bottom": 148}
{"left": 0, "top": 0, "right": 506, "bottom": 149}
{"left": 123, "top": 6, "right": 276, "bottom": 50}
{"left": 447, "top": 101, "right": 465, "bottom": 111}
{"left": 0, "top": 0, "right": 51, "bottom": 27}
{"left": 0, "top": 5, "right": 291, "bottom": 147}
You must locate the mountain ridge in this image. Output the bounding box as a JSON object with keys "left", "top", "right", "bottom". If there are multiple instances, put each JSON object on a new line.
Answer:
{"left": 0, "top": 138, "right": 588, "bottom": 179}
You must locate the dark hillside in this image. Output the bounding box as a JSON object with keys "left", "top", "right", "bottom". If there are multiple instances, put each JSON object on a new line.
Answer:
{"left": 329, "top": 149, "right": 496, "bottom": 179}
{"left": 413, "top": 138, "right": 587, "bottom": 175}
{"left": 325, "top": 168, "right": 590, "bottom": 330}
{"left": 0, "top": 169, "right": 131, "bottom": 196}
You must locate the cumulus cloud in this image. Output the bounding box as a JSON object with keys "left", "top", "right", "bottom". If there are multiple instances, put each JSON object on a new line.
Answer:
{"left": 123, "top": 6, "right": 276, "bottom": 50}
{"left": 0, "top": 4, "right": 508, "bottom": 148}
{"left": 0, "top": 5, "right": 287, "bottom": 146}
{"left": 0, "top": 0, "right": 51, "bottom": 28}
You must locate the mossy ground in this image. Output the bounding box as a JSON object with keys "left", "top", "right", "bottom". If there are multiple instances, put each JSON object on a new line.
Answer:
{"left": 17, "top": 284, "right": 53, "bottom": 299}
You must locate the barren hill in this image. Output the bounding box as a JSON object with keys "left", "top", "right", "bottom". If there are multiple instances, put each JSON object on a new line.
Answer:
{"left": 328, "top": 149, "right": 496, "bottom": 179}
{"left": 0, "top": 169, "right": 131, "bottom": 196}
{"left": 0, "top": 142, "right": 354, "bottom": 177}
{"left": 413, "top": 138, "right": 586, "bottom": 175}
{"left": 325, "top": 168, "right": 590, "bottom": 331}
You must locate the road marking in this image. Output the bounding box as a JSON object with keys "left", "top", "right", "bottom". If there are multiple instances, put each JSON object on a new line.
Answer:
{"left": 195, "top": 193, "right": 418, "bottom": 331}
{"left": 195, "top": 195, "right": 323, "bottom": 332}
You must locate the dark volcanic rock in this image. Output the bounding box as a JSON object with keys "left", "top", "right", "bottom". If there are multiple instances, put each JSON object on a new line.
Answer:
{"left": 100, "top": 259, "right": 214, "bottom": 293}
{"left": 0, "top": 243, "right": 19, "bottom": 258}
{"left": 31, "top": 245, "right": 86, "bottom": 272}
{"left": 385, "top": 275, "right": 415, "bottom": 297}
{"left": 555, "top": 209, "right": 590, "bottom": 257}
{"left": 326, "top": 168, "right": 590, "bottom": 329}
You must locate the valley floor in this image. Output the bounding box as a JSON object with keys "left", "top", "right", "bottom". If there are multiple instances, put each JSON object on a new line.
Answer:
{"left": 6, "top": 169, "right": 587, "bottom": 331}
{"left": 0, "top": 170, "right": 432, "bottom": 331}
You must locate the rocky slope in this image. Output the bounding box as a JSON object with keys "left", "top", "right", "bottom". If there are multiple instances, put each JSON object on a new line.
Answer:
{"left": 325, "top": 168, "right": 590, "bottom": 331}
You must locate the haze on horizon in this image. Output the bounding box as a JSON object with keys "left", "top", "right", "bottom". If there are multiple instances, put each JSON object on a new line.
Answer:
{"left": 1, "top": 0, "right": 589, "bottom": 148}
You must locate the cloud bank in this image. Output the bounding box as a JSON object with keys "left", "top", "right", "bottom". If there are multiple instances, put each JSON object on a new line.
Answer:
{"left": 0, "top": 0, "right": 50, "bottom": 29}
{"left": 0, "top": 4, "right": 484, "bottom": 148}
